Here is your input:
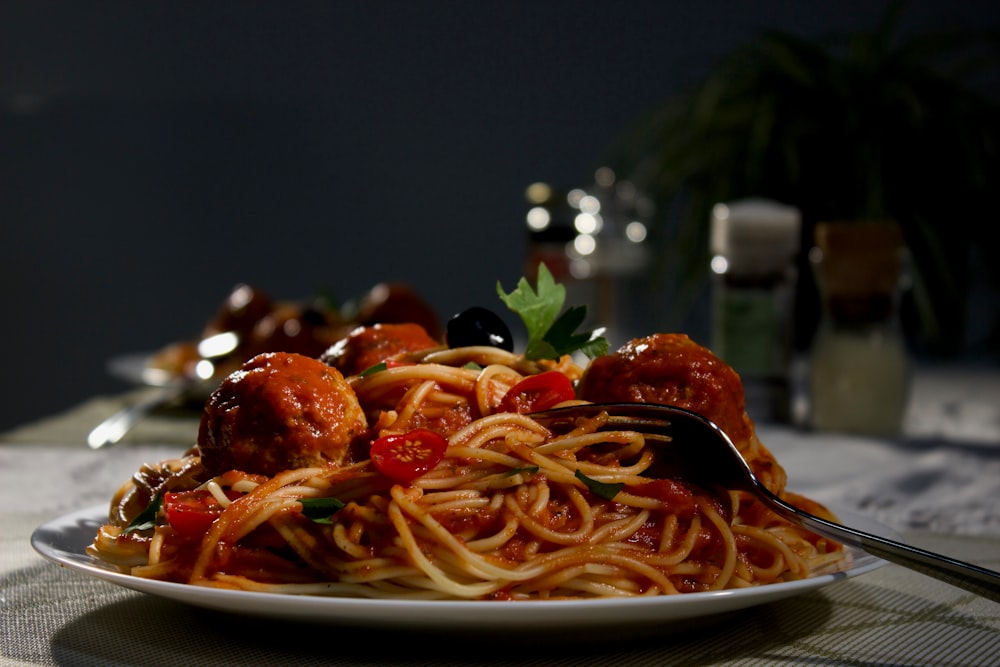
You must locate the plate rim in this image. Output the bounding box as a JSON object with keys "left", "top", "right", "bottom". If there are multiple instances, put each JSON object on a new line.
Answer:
{"left": 31, "top": 502, "right": 889, "bottom": 631}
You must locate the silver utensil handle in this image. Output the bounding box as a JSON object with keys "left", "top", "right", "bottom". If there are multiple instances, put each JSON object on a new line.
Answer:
{"left": 768, "top": 493, "right": 1000, "bottom": 604}
{"left": 86, "top": 384, "right": 187, "bottom": 449}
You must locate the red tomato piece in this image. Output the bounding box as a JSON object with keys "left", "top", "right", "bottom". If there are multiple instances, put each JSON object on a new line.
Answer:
{"left": 163, "top": 488, "right": 240, "bottom": 537}
{"left": 370, "top": 429, "right": 448, "bottom": 483}
{"left": 498, "top": 370, "right": 575, "bottom": 414}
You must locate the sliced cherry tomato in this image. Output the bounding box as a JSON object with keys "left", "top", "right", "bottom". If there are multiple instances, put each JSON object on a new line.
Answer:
{"left": 163, "top": 488, "right": 241, "bottom": 538}
{"left": 370, "top": 429, "right": 448, "bottom": 483}
{"left": 498, "top": 370, "right": 575, "bottom": 414}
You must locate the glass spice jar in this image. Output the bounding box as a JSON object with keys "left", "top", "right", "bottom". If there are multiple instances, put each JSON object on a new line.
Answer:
{"left": 808, "top": 221, "right": 910, "bottom": 435}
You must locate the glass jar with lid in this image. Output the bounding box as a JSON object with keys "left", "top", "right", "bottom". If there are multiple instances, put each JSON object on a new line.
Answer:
{"left": 808, "top": 221, "right": 910, "bottom": 435}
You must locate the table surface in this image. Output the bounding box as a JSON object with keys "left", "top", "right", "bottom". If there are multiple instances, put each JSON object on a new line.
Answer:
{"left": 3, "top": 364, "right": 1000, "bottom": 666}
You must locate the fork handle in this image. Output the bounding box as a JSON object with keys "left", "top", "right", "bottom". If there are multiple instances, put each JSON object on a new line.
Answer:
{"left": 767, "top": 494, "right": 1000, "bottom": 604}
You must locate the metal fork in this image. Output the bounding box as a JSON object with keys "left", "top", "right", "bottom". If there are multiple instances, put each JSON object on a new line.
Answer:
{"left": 530, "top": 402, "right": 1000, "bottom": 604}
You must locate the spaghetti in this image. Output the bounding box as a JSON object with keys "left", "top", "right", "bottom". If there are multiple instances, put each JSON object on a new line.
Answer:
{"left": 90, "top": 333, "right": 847, "bottom": 600}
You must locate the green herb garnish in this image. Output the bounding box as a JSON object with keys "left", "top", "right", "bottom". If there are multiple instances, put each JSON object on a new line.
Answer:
{"left": 299, "top": 497, "right": 346, "bottom": 524}
{"left": 575, "top": 470, "right": 624, "bottom": 500}
{"left": 122, "top": 494, "right": 162, "bottom": 534}
{"left": 496, "top": 263, "right": 609, "bottom": 361}
{"left": 359, "top": 361, "right": 388, "bottom": 377}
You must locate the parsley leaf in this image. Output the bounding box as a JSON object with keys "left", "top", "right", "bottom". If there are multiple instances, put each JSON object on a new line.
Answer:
{"left": 122, "top": 494, "right": 162, "bottom": 535}
{"left": 575, "top": 470, "right": 624, "bottom": 500}
{"left": 496, "top": 263, "right": 609, "bottom": 360}
{"left": 299, "top": 497, "right": 346, "bottom": 524}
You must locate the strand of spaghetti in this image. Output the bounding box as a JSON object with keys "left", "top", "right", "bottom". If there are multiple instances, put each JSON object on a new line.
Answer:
{"left": 391, "top": 379, "right": 439, "bottom": 426}
{"left": 389, "top": 485, "right": 548, "bottom": 583}
{"left": 385, "top": 494, "right": 502, "bottom": 598}
{"left": 502, "top": 483, "right": 596, "bottom": 545}
{"left": 611, "top": 488, "right": 692, "bottom": 513}
{"left": 209, "top": 574, "right": 451, "bottom": 599}
{"left": 640, "top": 516, "right": 703, "bottom": 569}
{"left": 530, "top": 562, "right": 655, "bottom": 598}
{"left": 532, "top": 430, "right": 645, "bottom": 456}
{"left": 415, "top": 467, "right": 516, "bottom": 492}
{"left": 447, "top": 412, "right": 550, "bottom": 448}
{"left": 445, "top": 470, "right": 538, "bottom": 493}
{"left": 524, "top": 477, "right": 549, "bottom": 515}
{"left": 807, "top": 550, "right": 852, "bottom": 573}
{"left": 698, "top": 497, "right": 738, "bottom": 590}
{"left": 418, "top": 489, "right": 484, "bottom": 505}
{"left": 267, "top": 513, "right": 344, "bottom": 578}
{"left": 422, "top": 495, "right": 492, "bottom": 514}
{"left": 733, "top": 524, "right": 808, "bottom": 580}
{"left": 572, "top": 449, "right": 657, "bottom": 481}
{"left": 529, "top": 563, "right": 642, "bottom": 597}
{"left": 147, "top": 527, "right": 166, "bottom": 565}
{"left": 438, "top": 446, "right": 530, "bottom": 469}
{"left": 586, "top": 509, "right": 651, "bottom": 545}
{"left": 131, "top": 559, "right": 183, "bottom": 580}
{"left": 333, "top": 557, "right": 420, "bottom": 581}
{"left": 475, "top": 363, "right": 524, "bottom": 414}
{"left": 517, "top": 544, "right": 682, "bottom": 596}
{"left": 190, "top": 466, "right": 324, "bottom": 580}
{"left": 330, "top": 522, "right": 374, "bottom": 560}
{"left": 418, "top": 391, "right": 469, "bottom": 412}
{"left": 732, "top": 532, "right": 791, "bottom": 582}
{"left": 352, "top": 364, "right": 478, "bottom": 399}
{"left": 418, "top": 346, "right": 552, "bottom": 376}
{"left": 464, "top": 512, "right": 521, "bottom": 552}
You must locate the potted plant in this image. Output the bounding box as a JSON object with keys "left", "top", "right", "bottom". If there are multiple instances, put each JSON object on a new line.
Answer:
{"left": 606, "top": 4, "right": 999, "bottom": 357}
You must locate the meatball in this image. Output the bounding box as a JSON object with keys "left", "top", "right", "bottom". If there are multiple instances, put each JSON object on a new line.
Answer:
{"left": 354, "top": 282, "right": 443, "bottom": 340}
{"left": 579, "top": 333, "right": 789, "bottom": 493}
{"left": 241, "top": 302, "right": 349, "bottom": 360}
{"left": 579, "top": 333, "right": 753, "bottom": 447}
{"left": 321, "top": 322, "right": 441, "bottom": 376}
{"left": 198, "top": 352, "right": 368, "bottom": 477}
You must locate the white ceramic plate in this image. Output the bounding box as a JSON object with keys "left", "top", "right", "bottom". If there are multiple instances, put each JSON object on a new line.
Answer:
{"left": 32, "top": 503, "right": 888, "bottom": 634}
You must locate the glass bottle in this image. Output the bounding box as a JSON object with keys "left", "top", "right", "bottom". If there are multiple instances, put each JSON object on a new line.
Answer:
{"left": 808, "top": 221, "right": 910, "bottom": 435}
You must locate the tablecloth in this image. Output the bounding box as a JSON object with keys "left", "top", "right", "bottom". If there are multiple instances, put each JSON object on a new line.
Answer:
{"left": 3, "top": 366, "right": 1000, "bottom": 666}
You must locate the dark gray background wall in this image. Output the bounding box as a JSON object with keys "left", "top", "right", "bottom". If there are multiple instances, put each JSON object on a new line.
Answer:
{"left": 2, "top": 1, "right": 997, "bottom": 431}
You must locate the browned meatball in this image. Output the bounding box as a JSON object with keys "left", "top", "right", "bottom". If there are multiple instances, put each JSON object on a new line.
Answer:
{"left": 354, "top": 282, "right": 442, "bottom": 340}
{"left": 579, "top": 333, "right": 790, "bottom": 494}
{"left": 198, "top": 352, "right": 368, "bottom": 477}
{"left": 579, "top": 333, "right": 753, "bottom": 447}
{"left": 321, "top": 323, "right": 441, "bottom": 376}
{"left": 241, "top": 302, "right": 349, "bottom": 360}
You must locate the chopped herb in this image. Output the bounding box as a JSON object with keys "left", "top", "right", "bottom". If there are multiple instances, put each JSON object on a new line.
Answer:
{"left": 575, "top": 470, "right": 624, "bottom": 500}
{"left": 462, "top": 361, "right": 483, "bottom": 371}
{"left": 496, "top": 263, "right": 609, "bottom": 360}
{"left": 122, "top": 494, "right": 162, "bottom": 534}
{"left": 359, "top": 361, "right": 388, "bottom": 377}
{"left": 299, "top": 497, "right": 346, "bottom": 524}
